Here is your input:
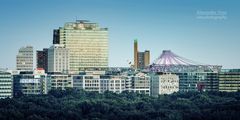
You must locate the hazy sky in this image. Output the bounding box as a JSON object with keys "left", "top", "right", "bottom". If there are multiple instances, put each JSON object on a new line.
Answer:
{"left": 0, "top": 0, "right": 239, "bottom": 69}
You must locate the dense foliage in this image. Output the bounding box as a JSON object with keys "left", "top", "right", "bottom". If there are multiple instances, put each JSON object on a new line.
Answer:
{"left": 1, "top": 89, "right": 240, "bottom": 120}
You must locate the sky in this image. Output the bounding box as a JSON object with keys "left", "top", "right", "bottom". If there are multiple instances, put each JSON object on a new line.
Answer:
{"left": 0, "top": 0, "right": 239, "bottom": 69}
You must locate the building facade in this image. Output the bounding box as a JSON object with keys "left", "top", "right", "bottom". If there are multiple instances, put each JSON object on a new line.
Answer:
{"left": 133, "top": 40, "right": 150, "bottom": 69}
{"left": 176, "top": 72, "right": 219, "bottom": 92}
{"left": 151, "top": 73, "right": 179, "bottom": 97}
{"left": 53, "top": 20, "right": 108, "bottom": 73}
{"left": 36, "top": 48, "right": 48, "bottom": 72}
{"left": 100, "top": 75, "right": 126, "bottom": 94}
{"left": 47, "top": 74, "right": 71, "bottom": 91}
{"left": 219, "top": 69, "right": 240, "bottom": 92}
{"left": 13, "top": 69, "right": 47, "bottom": 96}
{"left": 16, "top": 46, "right": 33, "bottom": 71}
{"left": 72, "top": 74, "right": 100, "bottom": 92}
{"left": 0, "top": 71, "right": 12, "bottom": 99}
{"left": 130, "top": 72, "right": 150, "bottom": 95}
{"left": 48, "top": 44, "right": 69, "bottom": 73}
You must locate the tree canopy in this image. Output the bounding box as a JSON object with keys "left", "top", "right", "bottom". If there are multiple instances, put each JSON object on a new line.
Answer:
{"left": 0, "top": 89, "right": 240, "bottom": 120}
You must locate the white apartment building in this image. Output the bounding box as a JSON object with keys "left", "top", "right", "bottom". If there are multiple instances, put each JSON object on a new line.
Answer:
{"left": 151, "top": 73, "right": 179, "bottom": 97}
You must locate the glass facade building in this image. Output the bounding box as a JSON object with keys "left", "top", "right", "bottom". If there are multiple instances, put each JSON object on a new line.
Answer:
{"left": 219, "top": 69, "right": 240, "bottom": 92}
{"left": 36, "top": 48, "right": 48, "bottom": 72}
{"left": 176, "top": 72, "right": 219, "bottom": 92}
{"left": 53, "top": 20, "right": 108, "bottom": 73}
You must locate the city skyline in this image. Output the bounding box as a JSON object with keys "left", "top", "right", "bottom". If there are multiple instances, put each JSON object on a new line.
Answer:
{"left": 0, "top": 0, "right": 240, "bottom": 69}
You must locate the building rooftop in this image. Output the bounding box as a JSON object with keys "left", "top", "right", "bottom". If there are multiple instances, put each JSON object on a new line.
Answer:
{"left": 149, "top": 50, "right": 222, "bottom": 73}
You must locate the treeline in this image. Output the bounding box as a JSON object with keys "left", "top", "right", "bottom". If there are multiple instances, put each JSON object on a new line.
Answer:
{"left": 0, "top": 89, "right": 240, "bottom": 120}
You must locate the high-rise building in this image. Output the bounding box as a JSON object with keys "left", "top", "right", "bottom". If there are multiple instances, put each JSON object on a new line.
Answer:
{"left": 0, "top": 71, "right": 12, "bottom": 99}
{"left": 219, "top": 69, "right": 240, "bottom": 92}
{"left": 133, "top": 40, "right": 150, "bottom": 69}
{"left": 48, "top": 44, "right": 69, "bottom": 73}
{"left": 144, "top": 50, "right": 150, "bottom": 67}
{"left": 134, "top": 39, "right": 138, "bottom": 69}
{"left": 36, "top": 48, "right": 48, "bottom": 72}
{"left": 151, "top": 73, "right": 179, "bottom": 96}
{"left": 53, "top": 20, "right": 108, "bottom": 73}
{"left": 16, "top": 46, "right": 33, "bottom": 71}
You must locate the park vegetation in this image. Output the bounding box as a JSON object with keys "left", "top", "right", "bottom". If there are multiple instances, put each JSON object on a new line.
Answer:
{"left": 0, "top": 89, "right": 240, "bottom": 120}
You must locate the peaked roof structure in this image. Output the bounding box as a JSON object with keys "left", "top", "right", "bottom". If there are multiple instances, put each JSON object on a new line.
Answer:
{"left": 153, "top": 50, "right": 203, "bottom": 66}
{"left": 149, "top": 50, "right": 221, "bottom": 73}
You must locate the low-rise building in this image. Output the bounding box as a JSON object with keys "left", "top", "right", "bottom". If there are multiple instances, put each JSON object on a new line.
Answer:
{"left": 72, "top": 74, "right": 100, "bottom": 92}
{"left": 151, "top": 73, "right": 179, "bottom": 96}
{"left": 219, "top": 69, "right": 240, "bottom": 92}
{"left": 47, "top": 73, "right": 71, "bottom": 91}
{"left": 100, "top": 75, "right": 126, "bottom": 94}
{"left": 13, "top": 69, "right": 47, "bottom": 96}
{"left": 0, "top": 71, "right": 13, "bottom": 99}
{"left": 130, "top": 72, "right": 150, "bottom": 95}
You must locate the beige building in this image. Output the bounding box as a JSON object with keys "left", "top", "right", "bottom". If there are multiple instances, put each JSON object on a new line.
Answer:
{"left": 133, "top": 40, "right": 150, "bottom": 69}
{"left": 130, "top": 72, "right": 150, "bottom": 95}
{"left": 53, "top": 20, "right": 108, "bottom": 73}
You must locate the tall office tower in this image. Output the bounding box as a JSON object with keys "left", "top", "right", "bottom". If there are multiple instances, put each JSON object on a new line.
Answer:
{"left": 36, "top": 48, "right": 48, "bottom": 72}
{"left": 16, "top": 46, "right": 33, "bottom": 71}
{"left": 53, "top": 20, "right": 108, "bottom": 73}
{"left": 48, "top": 44, "right": 69, "bottom": 73}
{"left": 0, "top": 71, "right": 12, "bottom": 99}
{"left": 144, "top": 50, "right": 150, "bottom": 67}
{"left": 133, "top": 40, "right": 150, "bottom": 69}
{"left": 134, "top": 39, "right": 138, "bottom": 69}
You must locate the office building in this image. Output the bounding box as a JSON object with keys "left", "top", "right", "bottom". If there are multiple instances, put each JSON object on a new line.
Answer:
{"left": 100, "top": 75, "right": 126, "bottom": 94}
{"left": 47, "top": 74, "right": 71, "bottom": 91}
{"left": 130, "top": 72, "right": 150, "bottom": 95}
{"left": 53, "top": 20, "right": 108, "bottom": 73}
{"left": 13, "top": 69, "right": 47, "bottom": 96}
{"left": 151, "top": 73, "right": 179, "bottom": 96}
{"left": 133, "top": 40, "right": 150, "bottom": 69}
{"left": 0, "top": 71, "right": 12, "bottom": 99}
{"left": 72, "top": 71, "right": 126, "bottom": 93}
{"left": 16, "top": 46, "right": 33, "bottom": 71}
{"left": 219, "top": 69, "right": 240, "bottom": 92}
{"left": 72, "top": 74, "right": 100, "bottom": 92}
{"left": 176, "top": 72, "right": 219, "bottom": 92}
{"left": 48, "top": 44, "right": 69, "bottom": 73}
{"left": 36, "top": 48, "right": 48, "bottom": 72}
